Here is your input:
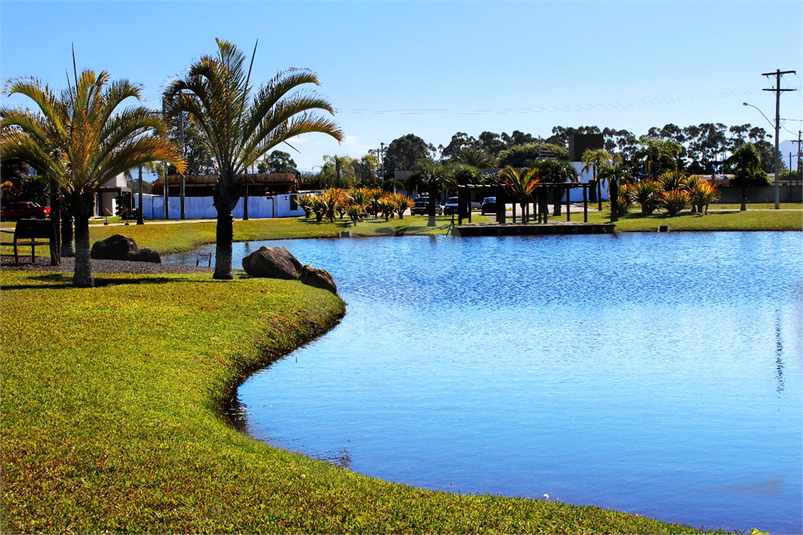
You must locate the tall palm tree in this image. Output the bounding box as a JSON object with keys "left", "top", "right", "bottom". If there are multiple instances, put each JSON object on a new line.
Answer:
{"left": 580, "top": 148, "right": 614, "bottom": 210}
{"left": 1, "top": 69, "right": 184, "bottom": 287}
{"left": 498, "top": 166, "right": 539, "bottom": 223}
{"left": 164, "top": 39, "right": 344, "bottom": 279}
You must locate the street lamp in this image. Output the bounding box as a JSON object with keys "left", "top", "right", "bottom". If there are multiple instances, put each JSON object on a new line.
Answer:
{"left": 369, "top": 142, "right": 387, "bottom": 184}
{"left": 744, "top": 102, "right": 780, "bottom": 209}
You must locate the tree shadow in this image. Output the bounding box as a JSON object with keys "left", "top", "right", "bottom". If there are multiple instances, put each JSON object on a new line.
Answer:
{"left": 1, "top": 272, "right": 224, "bottom": 290}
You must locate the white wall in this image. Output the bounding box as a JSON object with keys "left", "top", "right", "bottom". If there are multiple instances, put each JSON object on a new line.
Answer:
{"left": 136, "top": 194, "right": 306, "bottom": 220}
{"left": 567, "top": 163, "right": 609, "bottom": 202}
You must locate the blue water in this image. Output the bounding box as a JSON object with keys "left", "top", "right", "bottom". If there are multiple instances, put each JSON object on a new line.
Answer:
{"left": 167, "top": 232, "right": 803, "bottom": 534}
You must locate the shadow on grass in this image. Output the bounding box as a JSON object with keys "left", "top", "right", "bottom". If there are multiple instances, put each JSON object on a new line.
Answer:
{"left": 1, "top": 272, "right": 223, "bottom": 290}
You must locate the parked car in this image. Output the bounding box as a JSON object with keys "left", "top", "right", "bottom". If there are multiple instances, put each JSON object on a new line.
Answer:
{"left": 443, "top": 196, "right": 460, "bottom": 215}
{"left": 481, "top": 197, "right": 497, "bottom": 214}
{"left": 1, "top": 201, "right": 51, "bottom": 220}
{"left": 411, "top": 197, "right": 442, "bottom": 216}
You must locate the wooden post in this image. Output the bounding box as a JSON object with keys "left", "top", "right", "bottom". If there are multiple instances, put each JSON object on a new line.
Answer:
{"left": 566, "top": 185, "right": 571, "bottom": 222}
{"left": 583, "top": 185, "right": 588, "bottom": 223}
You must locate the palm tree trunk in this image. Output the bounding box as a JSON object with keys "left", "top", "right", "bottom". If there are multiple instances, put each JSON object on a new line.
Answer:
{"left": 214, "top": 209, "right": 234, "bottom": 279}
{"left": 61, "top": 212, "right": 75, "bottom": 257}
{"left": 49, "top": 176, "right": 61, "bottom": 266}
{"left": 72, "top": 211, "right": 93, "bottom": 287}
{"left": 610, "top": 179, "right": 619, "bottom": 223}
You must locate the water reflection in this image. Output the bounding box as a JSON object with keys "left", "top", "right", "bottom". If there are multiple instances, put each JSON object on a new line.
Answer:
{"left": 775, "top": 309, "right": 785, "bottom": 394}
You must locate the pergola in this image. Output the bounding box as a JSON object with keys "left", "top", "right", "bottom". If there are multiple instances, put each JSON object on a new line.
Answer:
{"left": 456, "top": 183, "right": 591, "bottom": 225}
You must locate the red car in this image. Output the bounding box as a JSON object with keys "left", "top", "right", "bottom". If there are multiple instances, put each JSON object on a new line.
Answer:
{"left": 1, "top": 201, "right": 51, "bottom": 220}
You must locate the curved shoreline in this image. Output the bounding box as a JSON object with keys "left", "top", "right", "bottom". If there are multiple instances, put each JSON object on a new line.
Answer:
{"left": 1, "top": 259, "right": 728, "bottom": 533}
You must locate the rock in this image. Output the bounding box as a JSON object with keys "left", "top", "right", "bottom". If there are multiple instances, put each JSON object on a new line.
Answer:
{"left": 91, "top": 234, "right": 161, "bottom": 263}
{"left": 128, "top": 247, "right": 161, "bottom": 263}
{"left": 242, "top": 246, "right": 302, "bottom": 279}
{"left": 298, "top": 264, "right": 338, "bottom": 295}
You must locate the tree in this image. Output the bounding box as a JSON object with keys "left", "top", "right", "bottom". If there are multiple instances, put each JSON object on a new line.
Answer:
{"left": 353, "top": 154, "right": 379, "bottom": 186}
{"left": 441, "top": 132, "right": 478, "bottom": 159}
{"left": 580, "top": 148, "right": 614, "bottom": 209}
{"left": 637, "top": 136, "right": 682, "bottom": 178}
{"left": 322, "top": 155, "right": 355, "bottom": 188}
{"left": 409, "top": 158, "right": 453, "bottom": 226}
{"left": 383, "top": 134, "right": 432, "bottom": 179}
{"left": 498, "top": 165, "right": 539, "bottom": 223}
{"left": 260, "top": 150, "right": 297, "bottom": 174}
{"left": 1, "top": 69, "right": 184, "bottom": 287}
{"left": 448, "top": 146, "right": 496, "bottom": 169}
{"left": 726, "top": 142, "right": 768, "bottom": 211}
{"left": 597, "top": 164, "right": 631, "bottom": 222}
{"left": 534, "top": 158, "right": 579, "bottom": 216}
{"left": 165, "top": 38, "right": 344, "bottom": 279}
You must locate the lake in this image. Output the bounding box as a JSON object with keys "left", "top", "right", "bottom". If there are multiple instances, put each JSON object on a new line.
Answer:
{"left": 167, "top": 231, "right": 803, "bottom": 533}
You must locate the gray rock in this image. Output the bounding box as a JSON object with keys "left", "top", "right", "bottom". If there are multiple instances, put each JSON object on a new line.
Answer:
{"left": 91, "top": 234, "right": 161, "bottom": 263}
{"left": 242, "top": 246, "right": 302, "bottom": 279}
{"left": 298, "top": 264, "right": 338, "bottom": 295}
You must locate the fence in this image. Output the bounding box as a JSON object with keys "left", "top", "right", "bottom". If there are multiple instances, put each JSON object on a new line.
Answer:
{"left": 135, "top": 194, "right": 305, "bottom": 220}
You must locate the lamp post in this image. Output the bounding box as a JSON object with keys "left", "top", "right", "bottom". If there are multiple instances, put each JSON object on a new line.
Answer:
{"left": 743, "top": 102, "right": 779, "bottom": 207}
{"left": 369, "top": 142, "right": 387, "bottom": 186}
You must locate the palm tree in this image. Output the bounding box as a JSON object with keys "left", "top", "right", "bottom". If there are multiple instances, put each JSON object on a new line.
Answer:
{"left": 164, "top": 39, "right": 344, "bottom": 279}
{"left": 580, "top": 148, "right": 614, "bottom": 210}
{"left": 533, "top": 158, "right": 578, "bottom": 217}
{"left": 597, "top": 164, "right": 630, "bottom": 223}
{"left": 726, "top": 142, "right": 763, "bottom": 211}
{"left": 410, "top": 158, "right": 454, "bottom": 226}
{"left": 639, "top": 136, "right": 682, "bottom": 178}
{"left": 498, "top": 166, "right": 539, "bottom": 223}
{"left": 1, "top": 69, "right": 184, "bottom": 287}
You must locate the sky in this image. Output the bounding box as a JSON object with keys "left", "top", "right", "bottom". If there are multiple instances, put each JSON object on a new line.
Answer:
{"left": 1, "top": 0, "right": 802, "bottom": 173}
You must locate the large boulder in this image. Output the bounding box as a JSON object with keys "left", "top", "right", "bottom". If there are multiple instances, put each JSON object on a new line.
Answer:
{"left": 242, "top": 246, "right": 302, "bottom": 279}
{"left": 298, "top": 264, "right": 338, "bottom": 295}
{"left": 91, "top": 234, "right": 161, "bottom": 263}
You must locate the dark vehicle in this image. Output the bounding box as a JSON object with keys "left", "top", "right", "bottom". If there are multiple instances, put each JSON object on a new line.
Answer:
{"left": 411, "top": 197, "right": 442, "bottom": 216}
{"left": 481, "top": 197, "right": 497, "bottom": 214}
{"left": 1, "top": 201, "right": 51, "bottom": 220}
{"left": 443, "top": 196, "right": 459, "bottom": 215}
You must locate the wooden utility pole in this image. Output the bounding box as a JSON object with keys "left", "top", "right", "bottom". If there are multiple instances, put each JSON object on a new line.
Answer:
{"left": 762, "top": 69, "right": 796, "bottom": 209}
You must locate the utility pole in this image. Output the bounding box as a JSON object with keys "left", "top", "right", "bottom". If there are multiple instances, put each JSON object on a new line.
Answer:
{"left": 762, "top": 69, "right": 796, "bottom": 209}
{"left": 792, "top": 131, "right": 802, "bottom": 176}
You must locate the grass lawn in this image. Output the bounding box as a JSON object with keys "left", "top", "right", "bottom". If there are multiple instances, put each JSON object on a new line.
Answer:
{"left": 2, "top": 207, "right": 800, "bottom": 259}
{"left": 0, "top": 270, "right": 724, "bottom": 534}
{"left": 585, "top": 207, "right": 803, "bottom": 232}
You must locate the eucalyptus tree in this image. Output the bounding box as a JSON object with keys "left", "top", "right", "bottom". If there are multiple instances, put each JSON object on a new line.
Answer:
{"left": 165, "top": 38, "right": 344, "bottom": 279}
{"left": 1, "top": 69, "right": 184, "bottom": 287}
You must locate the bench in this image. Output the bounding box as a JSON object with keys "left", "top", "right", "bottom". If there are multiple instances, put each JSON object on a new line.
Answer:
{"left": 0, "top": 219, "right": 54, "bottom": 265}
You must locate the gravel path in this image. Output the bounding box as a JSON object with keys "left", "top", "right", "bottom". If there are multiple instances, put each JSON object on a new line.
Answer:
{"left": 1, "top": 255, "right": 214, "bottom": 275}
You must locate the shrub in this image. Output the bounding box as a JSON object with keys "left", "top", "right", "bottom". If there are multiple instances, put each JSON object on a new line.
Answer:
{"left": 659, "top": 189, "right": 689, "bottom": 216}
{"left": 633, "top": 180, "right": 662, "bottom": 215}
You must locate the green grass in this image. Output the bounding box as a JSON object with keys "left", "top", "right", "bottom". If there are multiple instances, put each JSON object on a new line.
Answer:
{"left": 584, "top": 206, "right": 803, "bottom": 232}
{"left": 0, "top": 270, "right": 729, "bottom": 534}
{"left": 2, "top": 208, "right": 799, "bottom": 260}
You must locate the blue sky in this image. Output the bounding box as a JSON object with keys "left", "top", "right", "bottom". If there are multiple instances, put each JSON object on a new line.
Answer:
{"left": 2, "top": 0, "right": 802, "bottom": 172}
